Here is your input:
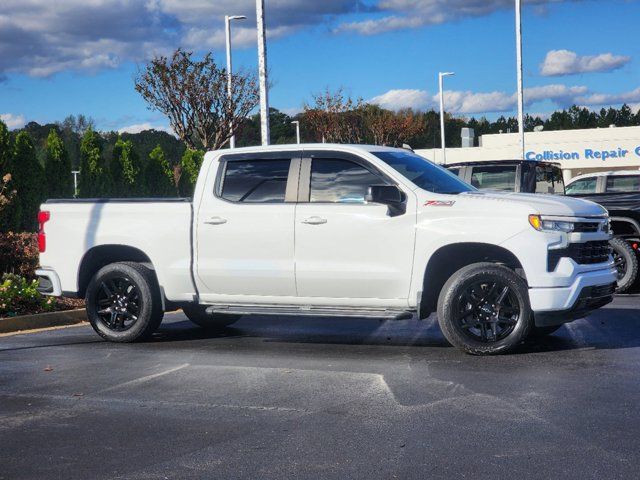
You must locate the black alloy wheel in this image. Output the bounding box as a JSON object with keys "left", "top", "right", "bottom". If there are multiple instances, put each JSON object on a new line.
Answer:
{"left": 454, "top": 280, "right": 520, "bottom": 343}
{"left": 86, "top": 262, "right": 164, "bottom": 342}
{"left": 95, "top": 275, "right": 141, "bottom": 332}
{"left": 437, "top": 262, "right": 532, "bottom": 355}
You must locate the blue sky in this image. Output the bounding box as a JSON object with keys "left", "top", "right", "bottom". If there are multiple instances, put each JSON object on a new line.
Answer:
{"left": 0, "top": 0, "right": 638, "bottom": 133}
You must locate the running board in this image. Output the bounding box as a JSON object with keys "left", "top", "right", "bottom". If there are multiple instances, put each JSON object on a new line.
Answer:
{"left": 205, "top": 304, "right": 414, "bottom": 320}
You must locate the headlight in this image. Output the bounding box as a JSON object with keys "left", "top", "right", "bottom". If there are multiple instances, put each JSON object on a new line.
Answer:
{"left": 528, "top": 215, "right": 574, "bottom": 232}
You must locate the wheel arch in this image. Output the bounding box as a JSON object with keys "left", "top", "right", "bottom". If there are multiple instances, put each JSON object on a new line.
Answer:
{"left": 77, "top": 244, "right": 157, "bottom": 299}
{"left": 420, "top": 243, "right": 525, "bottom": 319}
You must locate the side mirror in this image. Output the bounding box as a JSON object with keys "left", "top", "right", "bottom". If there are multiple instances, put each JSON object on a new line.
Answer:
{"left": 366, "top": 185, "right": 406, "bottom": 216}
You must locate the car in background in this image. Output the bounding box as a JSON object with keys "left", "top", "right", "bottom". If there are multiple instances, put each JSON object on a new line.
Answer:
{"left": 447, "top": 159, "right": 565, "bottom": 195}
{"left": 565, "top": 171, "right": 640, "bottom": 292}
{"left": 445, "top": 160, "right": 638, "bottom": 292}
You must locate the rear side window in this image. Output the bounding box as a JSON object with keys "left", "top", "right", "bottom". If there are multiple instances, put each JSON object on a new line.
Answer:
{"left": 448, "top": 167, "right": 462, "bottom": 177}
{"left": 535, "top": 165, "right": 565, "bottom": 194}
{"left": 220, "top": 159, "right": 290, "bottom": 203}
{"left": 606, "top": 175, "right": 640, "bottom": 193}
{"left": 470, "top": 165, "right": 517, "bottom": 192}
{"left": 310, "top": 159, "right": 384, "bottom": 203}
{"left": 566, "top": 177, "right": 597, "bottom": 195}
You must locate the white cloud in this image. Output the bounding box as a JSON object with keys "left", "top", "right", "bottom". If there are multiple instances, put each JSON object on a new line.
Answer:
{"left": 117, "top": 123, "right": 174, "bottom": 135}
{"left": 540, "top": 49, "right": 631, "bottom": 76}
{"left": 336, "top": 0, "right": 584, "bottom": 35}
{"left": 369, "top": 89, "right": 432, "bottom": 110}
{"left": 577, "top": 87, "right": 640, "bottom": 106}
{"left": 368, "top": 84, "right": 590, "bottom": 114}
{"left": 0, "top": 113, "right": 26, "bottom": 129}
{"left": 0, "top": 0, "right": 359, "bottom": 77}
{"left": 0, "top": 0, "right": 587, "bottom": 77}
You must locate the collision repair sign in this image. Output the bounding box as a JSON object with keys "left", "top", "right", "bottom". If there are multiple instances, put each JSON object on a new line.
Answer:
{"left": 526, "top": 145, "right": 640, "bottom": 161}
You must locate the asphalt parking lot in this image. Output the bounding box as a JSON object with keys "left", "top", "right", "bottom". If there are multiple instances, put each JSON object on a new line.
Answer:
{"left": 1, "top": 296, "right": 639, "bottom": 480}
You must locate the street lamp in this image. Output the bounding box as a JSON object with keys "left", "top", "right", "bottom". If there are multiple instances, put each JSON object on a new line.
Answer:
{"left": 438, "top": 71, "right": 455, "bottom": 165}
{"left": 515, "top": 0, "right": 525, "bottom": 160}
{"left": 291, "top": 120, "right": 300, "bottom": 144}
{"left": 225, "top": 14, "right": 246, "bottom": 149}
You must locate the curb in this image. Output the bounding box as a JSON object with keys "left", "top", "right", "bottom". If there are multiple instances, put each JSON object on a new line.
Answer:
{"left": 0, "top": 309, "right": 87, "bottom": 334}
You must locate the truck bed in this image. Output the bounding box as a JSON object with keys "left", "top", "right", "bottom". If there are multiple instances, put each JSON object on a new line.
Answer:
{"left": 39, "top": 198, "right": 196, "bottom": 302}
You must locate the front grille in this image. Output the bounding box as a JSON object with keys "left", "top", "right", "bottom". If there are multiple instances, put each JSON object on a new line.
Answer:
{"left": 573, "top": 222, "right": 601, "bottom": 233}
{"left": 589, "top": 282, "right": 617, "bottom": 298}
{"left": 547, "top": 240, "right": 612, "bottom": 271}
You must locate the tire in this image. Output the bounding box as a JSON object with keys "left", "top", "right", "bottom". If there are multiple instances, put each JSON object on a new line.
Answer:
{"left": 182, "top": 304, "right": 240, "bottom": 329}
{"left": 529, "top": 325, "right": 562, "bottom": 338}
{"left": 610, "top": 237, "right": 638, "bottom": 293}
{"left": 437, "top": 262, "right": 533, "bottom": 355}
{"left": 85, "top": 262, "right": 164, "bottom": 342}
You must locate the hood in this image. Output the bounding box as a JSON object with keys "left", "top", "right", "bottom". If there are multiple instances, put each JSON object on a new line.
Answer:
{"left": 460, "top": 191, "right": 608, "bottom": 217}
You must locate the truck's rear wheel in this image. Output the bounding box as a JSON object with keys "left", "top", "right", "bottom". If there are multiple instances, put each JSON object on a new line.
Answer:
{"left": 437, "top": 262, "right": 532, "bottom": 355}
{"left": 85, "top": 262, "right": 163, "bottom": 342}
{"left": 610, "top": 237, "right": 638, "bottom": 293}
{"left": 183, "top": 305, "right": 240, "bottom": 329}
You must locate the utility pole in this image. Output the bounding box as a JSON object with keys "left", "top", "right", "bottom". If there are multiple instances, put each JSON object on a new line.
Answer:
{"left": 438, "top": 72, "right": 455, "bottom": 165}
{"left": 515, "top": 0, "right": 525, "bottom": 160}
{"left": 256, "top": 0, "right": 270, "bottom": 145}
{"left": 291, "top": 120, "right": 300, "bottom": 144}
{"left": 225, "top": 14, "right": 246, "bottom": 149}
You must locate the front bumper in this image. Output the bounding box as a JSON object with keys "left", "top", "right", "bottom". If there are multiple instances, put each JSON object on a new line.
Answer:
{"left": 529, "top": 263, "right": 617, "bottom": 326}
{"left": 35, "top": 268, "right": 62, "bottom": 297}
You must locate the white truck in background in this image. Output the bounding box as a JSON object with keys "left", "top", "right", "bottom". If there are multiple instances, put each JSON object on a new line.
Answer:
{"left": 36, "top": 144, "right": 617, "bottom": 355}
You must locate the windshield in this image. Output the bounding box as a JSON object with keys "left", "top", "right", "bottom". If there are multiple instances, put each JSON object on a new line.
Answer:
{"left": 372, "top": 151, "right": 475, "bottom": 194}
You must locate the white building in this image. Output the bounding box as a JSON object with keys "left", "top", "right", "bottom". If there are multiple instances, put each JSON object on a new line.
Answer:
{"left": 416, "top": 125, "right": 640, "bottom": 183}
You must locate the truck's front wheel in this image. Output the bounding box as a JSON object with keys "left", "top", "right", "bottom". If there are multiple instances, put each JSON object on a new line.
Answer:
{"left": 437, "top": 263, "right": 532, "bottom": 355}
{"left": 85, "top": 262, "right": 164, "bottom": 342}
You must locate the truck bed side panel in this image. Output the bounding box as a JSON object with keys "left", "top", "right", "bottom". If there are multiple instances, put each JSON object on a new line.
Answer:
{"left": 38, "top": 201, "right": 195, "bottom": 302}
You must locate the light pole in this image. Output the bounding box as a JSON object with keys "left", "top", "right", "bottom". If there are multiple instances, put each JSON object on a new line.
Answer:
{"left": 515, "top": 0, "right": 525, "bottom": 160}
{"left": 256, "top": 0, "right": 270, "bottom": 145}
{"left": 225, "top": 14, "right": 246, "bottom": 149}
{"left": 438, "top": 71, "right": 455, "bottom": 165}
{"left": 291, "top": 120, "right": 300, "bottom": 144}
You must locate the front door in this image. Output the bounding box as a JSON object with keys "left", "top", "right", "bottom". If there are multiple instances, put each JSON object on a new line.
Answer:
{"left": 195, "top": 152, "right": 301, "bottom": 303}
{"left": 294, "top": 152, "right": 417, "bottom": 307}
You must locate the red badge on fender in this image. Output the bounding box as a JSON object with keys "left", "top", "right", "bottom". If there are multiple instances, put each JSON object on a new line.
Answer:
{"left": 424, "top": 200, "right": 455, "bottom": 207}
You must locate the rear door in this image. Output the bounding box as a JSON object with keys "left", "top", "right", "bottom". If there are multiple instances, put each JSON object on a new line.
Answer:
{"left": 195, "top": 151, "right": 301, "bottom": 302}
{"left": 293, "top": 151, "right": 417, "bottom": 306}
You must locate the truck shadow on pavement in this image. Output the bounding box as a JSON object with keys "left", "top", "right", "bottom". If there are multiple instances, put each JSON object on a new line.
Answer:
{"left": 153, "top": 307, "right": 640, "bottom": 355}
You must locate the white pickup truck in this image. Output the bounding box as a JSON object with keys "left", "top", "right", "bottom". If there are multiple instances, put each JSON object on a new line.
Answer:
{"left": 36, "top": 144, "right": 617, "bottom": 354}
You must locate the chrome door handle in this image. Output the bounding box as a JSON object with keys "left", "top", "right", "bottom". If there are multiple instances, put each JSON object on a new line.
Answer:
{"left": 204, "top": 216, "right": 227, "bottom": 225}
{"left": 301, "top": 216, "right": 327, "bottom": 225}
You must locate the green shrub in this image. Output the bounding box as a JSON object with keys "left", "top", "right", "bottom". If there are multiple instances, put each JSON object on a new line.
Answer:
{"left": 0, "top": 232, "right": 39, "bottom": 277}
{"left": 0, "top": 273, "right": 54, "bottom": 317}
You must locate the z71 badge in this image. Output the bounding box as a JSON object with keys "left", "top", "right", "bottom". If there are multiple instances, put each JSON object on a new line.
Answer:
{"left": 424, "top": 200, "right": 456, "bottom": 207}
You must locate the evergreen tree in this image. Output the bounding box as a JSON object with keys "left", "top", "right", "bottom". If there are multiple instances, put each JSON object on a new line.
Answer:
{"left": 2, "top": 132, "right": 45, "bottom": 232}
{"left": 144, "top": 145, "right": 175, "bottom": 197}
{"left": 44, "top": 129, "right": 73, "bottom": 198}
{"left": 0, "top": 119, "right": 11, "bottom": 173}
{"left": 78, "top": 128, "right": 107, "bottom": 197}
{"left": 178, "top": 149, "right": 204, "bottom": 196}
{"left": 110, "top": 138, "right": 142, "bottom": 197}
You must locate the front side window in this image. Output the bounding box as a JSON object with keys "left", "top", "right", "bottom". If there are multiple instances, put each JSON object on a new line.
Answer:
{"left": 220, "top": 159, "right": 290, "bottom": 203}
{"left": 373, "top": 151, "right": 474, "bottom": 194}
{"left": 535, "top": 165, "right": 565, "bottom": 194}
{"left": 310, "top": 159, "right": 384, "bottom": 203}
{"left": 566, "top": 177, "right": 597, "bottom": 195}
{"left": 606, "top": 175, "right": 640, "bottom": 193}
{"left": 470, "top": 165, "right": 517, "bottom": 192}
